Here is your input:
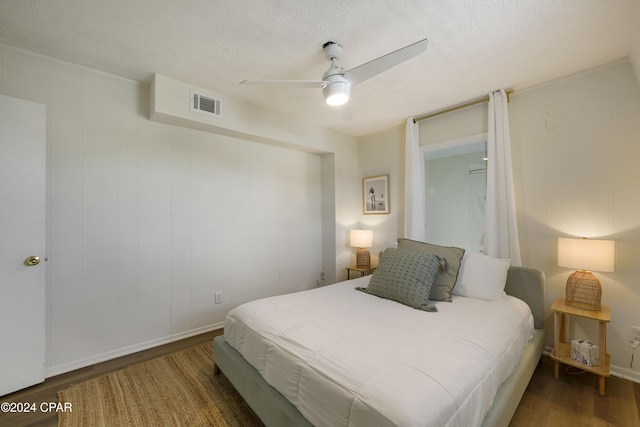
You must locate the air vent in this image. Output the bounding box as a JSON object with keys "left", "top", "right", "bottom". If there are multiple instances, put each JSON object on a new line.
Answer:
{"left": 190, "top": 90, "right": 221, "bottom": 117}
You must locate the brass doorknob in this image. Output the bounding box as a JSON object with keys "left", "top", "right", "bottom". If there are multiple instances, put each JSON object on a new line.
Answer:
{"left": 24, "top": 256, "right": 40, "bottom": 266}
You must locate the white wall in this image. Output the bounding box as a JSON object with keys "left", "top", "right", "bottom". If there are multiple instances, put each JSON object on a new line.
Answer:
{"left": 0, "top": 44, "right": 360, "bottom": 375}
{"left": 357, "top": 60, "right": 640, "bottom": 381}
{"left": 631, "top": 0, "right": 640, "bottom": 87}
{"left": 357, "top": 125, "right": 405, "bottom": 264}
{"left": 148, "top": 73, "right": 361, "bottom": 285}
{"left": 420, "top": 103, "right": 488, "bottom": 145}
{"left": 509, "top": 60, "right": 640, "bottom": 380}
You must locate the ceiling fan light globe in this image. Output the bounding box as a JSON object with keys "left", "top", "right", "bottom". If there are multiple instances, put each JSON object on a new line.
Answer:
{"left": 326, "top": 93, "right": 349, "bottom": 106}
{"left": 323, "top": 81, "right": 350, "bottom": 106}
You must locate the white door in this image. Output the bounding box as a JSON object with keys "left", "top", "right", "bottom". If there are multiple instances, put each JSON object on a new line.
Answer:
{"left": 0, "top": 94, "right": 46, "bottom": 396}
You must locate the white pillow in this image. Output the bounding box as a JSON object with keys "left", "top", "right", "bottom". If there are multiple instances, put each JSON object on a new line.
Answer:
{"left": 453, "top": 253, "right": 511, "bottom": 300}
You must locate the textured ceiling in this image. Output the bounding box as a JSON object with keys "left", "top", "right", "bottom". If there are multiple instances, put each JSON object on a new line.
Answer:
{"left": 0, "top": 0, "right": 638, "bottom": 137}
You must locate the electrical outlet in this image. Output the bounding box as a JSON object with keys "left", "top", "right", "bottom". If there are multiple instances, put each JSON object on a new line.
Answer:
{"left": 215, "top": 291, "right": 223, "bottom": 304}
{"left": 631, "top": 325, "right": 640, "bottom": 341}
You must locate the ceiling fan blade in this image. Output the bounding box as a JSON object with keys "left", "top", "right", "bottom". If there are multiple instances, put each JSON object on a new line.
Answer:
{"left": 344, "top": 37, "right": 428, "bottom": 87}
{"left": 239, "top": 79, "right": 326, "bottom": 88}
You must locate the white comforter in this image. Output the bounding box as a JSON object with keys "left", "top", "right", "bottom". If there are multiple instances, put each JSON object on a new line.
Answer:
{"left": 224, "top": 276, "right": 534, "bottom": 427}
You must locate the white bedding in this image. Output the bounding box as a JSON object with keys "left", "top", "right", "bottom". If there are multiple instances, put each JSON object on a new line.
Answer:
{"left": 224, "top": 275, "right": 534, "bottom": 427}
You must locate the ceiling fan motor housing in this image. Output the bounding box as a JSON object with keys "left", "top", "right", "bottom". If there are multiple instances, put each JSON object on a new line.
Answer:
{"left": 323, "top": 41, "right": 343, "bottom": 61}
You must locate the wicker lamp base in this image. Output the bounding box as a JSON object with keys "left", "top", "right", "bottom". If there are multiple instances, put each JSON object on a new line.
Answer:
{"left": 565, "top": 270, "right": 602, "bottom": 311}
{"left": 356, "top": 248, "right": 371, "bottom": 268}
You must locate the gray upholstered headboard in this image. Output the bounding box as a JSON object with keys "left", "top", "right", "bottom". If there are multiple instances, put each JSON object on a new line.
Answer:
{"left": 504, "top": 266, "right": 545, "bottom": 329}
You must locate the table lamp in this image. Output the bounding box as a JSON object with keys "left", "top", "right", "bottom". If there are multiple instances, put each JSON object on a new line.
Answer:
{"left": 350, "top": 229, "right": 373, "bottom": 268}
{"left": 557, "top": 237, "right": 615, "bottom": 311}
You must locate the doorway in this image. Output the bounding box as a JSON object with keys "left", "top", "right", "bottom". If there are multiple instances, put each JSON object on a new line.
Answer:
{"left": 423, "top": 134, "right": 487, "bottom": 252}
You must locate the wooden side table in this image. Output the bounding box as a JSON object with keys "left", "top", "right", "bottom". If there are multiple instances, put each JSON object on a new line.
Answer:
{"left": 550, "top": 297, "right": 611, "bottom": 396}
{"left": 346, "top": 266, "right": 376, "bottom": 279}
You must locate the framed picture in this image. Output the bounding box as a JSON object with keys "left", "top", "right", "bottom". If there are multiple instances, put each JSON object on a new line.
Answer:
{"left": 363, "top": 174, "right": 389, "bottom": 214}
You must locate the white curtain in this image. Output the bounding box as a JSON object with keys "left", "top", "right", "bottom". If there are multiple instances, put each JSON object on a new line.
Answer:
{"left": 485, "top": 89, "right": 521, "bottom": 265}
{"left": 404, "top": 117, "right": 426, "bottom": 241}
{"left": 468, "top": 170, "right": 486, "bottom": 253}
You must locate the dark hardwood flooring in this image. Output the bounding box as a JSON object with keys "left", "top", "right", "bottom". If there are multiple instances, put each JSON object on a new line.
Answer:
{"left": 2, "top": 330, "right": 639, "bottom": 427}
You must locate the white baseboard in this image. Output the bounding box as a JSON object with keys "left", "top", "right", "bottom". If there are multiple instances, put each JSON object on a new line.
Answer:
{"left": 610, "top": 365, "right": 640, "bottom": 384}
{"left": 45, "top": 322, "right": 224, "bottom": 378}
{"left": 543, "top": 346, "right": 640, "bottom": 385}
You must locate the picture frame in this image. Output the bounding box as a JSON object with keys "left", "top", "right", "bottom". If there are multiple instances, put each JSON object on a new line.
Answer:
{"left": 363, "top": 174, "right": 389, "bottom": 214}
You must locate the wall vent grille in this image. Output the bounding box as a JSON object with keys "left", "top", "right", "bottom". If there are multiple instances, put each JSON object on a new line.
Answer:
{"left": 190, "top": 90, "right": 221, "bottom": 117}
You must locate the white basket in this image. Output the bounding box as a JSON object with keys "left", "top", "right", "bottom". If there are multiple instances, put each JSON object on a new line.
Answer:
{"left": 570, "top": 340, "right": 599, "bottom": 367}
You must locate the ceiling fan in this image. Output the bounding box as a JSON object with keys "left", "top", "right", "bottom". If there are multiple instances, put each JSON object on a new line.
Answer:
{"left": 240, "top": 37, "right": 428, "bottom": 107}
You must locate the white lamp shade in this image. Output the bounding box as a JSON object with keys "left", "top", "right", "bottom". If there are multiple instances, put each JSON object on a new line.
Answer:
{"left": 558, "top": 237, "right": 615, "bottom": 272}
{"left": 350, "top": 229, "right": 373, "bottom": 248}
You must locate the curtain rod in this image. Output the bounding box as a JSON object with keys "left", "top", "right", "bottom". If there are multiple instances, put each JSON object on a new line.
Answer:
{"left": 413, "top": 88, "right": 514, "bottom": 123}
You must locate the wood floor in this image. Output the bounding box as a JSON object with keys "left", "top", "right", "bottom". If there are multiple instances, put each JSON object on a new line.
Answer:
{"left": 511, "top": 358, "right": 640, "bottom": 427}
{"left": 2, "top": 330, "right": 639, "bottom": 427}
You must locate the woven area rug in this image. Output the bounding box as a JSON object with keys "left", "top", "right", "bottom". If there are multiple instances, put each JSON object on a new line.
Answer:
{"left": 57, "top": 342, "right": 263, "bottom": 426}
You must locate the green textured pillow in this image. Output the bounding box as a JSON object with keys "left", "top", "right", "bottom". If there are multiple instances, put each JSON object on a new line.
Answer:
{"left": 397, "top": 238, "right": 465, "bottom": 302}
{"left": 356, "top": 248, "right": 441, "bottom": 312}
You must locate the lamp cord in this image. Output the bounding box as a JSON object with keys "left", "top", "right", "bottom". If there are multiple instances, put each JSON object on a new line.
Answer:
{"left": 565, "top": 366, "right": 586, "bottom": 375}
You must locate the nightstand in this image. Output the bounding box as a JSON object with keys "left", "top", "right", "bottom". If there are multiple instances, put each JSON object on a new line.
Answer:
{"left": 346, "top": 266, "right": 376, "bottom": 279}
{"left": 550, "top": 297, "right": 611, "bottom": 396}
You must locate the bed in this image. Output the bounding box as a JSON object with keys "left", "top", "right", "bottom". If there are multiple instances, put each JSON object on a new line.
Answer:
{"left": 213, "top": 247, "right": 545, "bottom": 427}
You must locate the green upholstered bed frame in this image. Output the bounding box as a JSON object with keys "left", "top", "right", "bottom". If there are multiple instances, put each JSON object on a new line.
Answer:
{"left": 213, "top": 266, "right": 545, "bottom": 427}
